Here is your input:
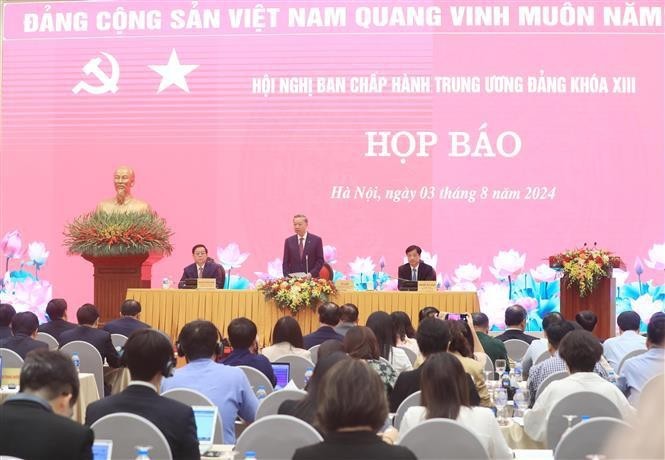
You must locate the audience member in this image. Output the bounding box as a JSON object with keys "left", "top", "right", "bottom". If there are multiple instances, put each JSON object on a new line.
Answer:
{"left": 316, "top": 339, "right": 345, "bottom": 360}
{"left": 448, "top": 320, "right": 491, "bottom": 407}
{"left": 400, "top": 352, "right": 512, "bottom": 460}
{"left": 59, "top": 304, "right": 121, "bottom": 369}
{"left": 575, "top": 310, "right": 598, "bottom": 333}
{"left": 278, "top": 351, "right": 348, "bottom": 425}
{"left": 494, "top": 305, "right": 537, "bottom": 344}
{"left": 418, "top": 306, "right": 439, "bottom": 322}
{"left": 524, "top": 330, "right": 635, "bottom": 442}
{"left": 0, "top": 349, "right": 94, "bottom": 459}
{"left": 85, "top": 329, "right": 199, "bottom": 459}
{"left": 0, "top": 311, "right": 48, "bottom": 359}
{"left": 472, "top": 312, "right": 510, "bottom": 373}
{"left": 162, "top": 320, "right": 258, "bottom": 444}
{"left": 391, "top": 311, "right": 420, "bottom": 356}
{"left": 527, "top": 321, "right": 608, "bottom": 406}
{"left": 222, "top": 317, "right": 276, "bottom": 386}
{"left": 521, "top": 312, "right": 563, "bottom": 378}
{"left": 344, "top": 326, "right": 397, "bottom": 393}
{"left": 303, "top": 302, "right": 343, "bottom": 348}
{"left": 0, "top": 302, "right": 16, "bottom": 339}
{"left": 603, "top": 311, "right": 647, "bottom": 371}
{"left": 617, "top": 313, "right": 665, "bottom": 405}
{"left": 102, "top": 299, "right": 150, "bottom": 337}
{"left": 333, "top": 303, "right": 359, "bottom": 337}
{"left": 367, "top": 311, "right": 412, "bottom": 374}
{"left": 390, "top": 318, "right": 481, "bottom": 412}
{"left": 292, "top": 359, "right": 417, "bottom": 460}
{"left": 261, "top": 316, "right": 311, "bottom": 362}
{"left": 37, "top": 298, "right": 77, "bottom": 342}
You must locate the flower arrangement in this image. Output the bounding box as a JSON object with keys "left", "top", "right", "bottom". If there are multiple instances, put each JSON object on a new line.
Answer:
{"left": 550, "top": 246, "right": 622, "bottom": 297}
{"left": 63, "top": 211, "right": 173, "bottom": 256}
{"left": 257, "top": 277, "right": 336, "bottom": 314}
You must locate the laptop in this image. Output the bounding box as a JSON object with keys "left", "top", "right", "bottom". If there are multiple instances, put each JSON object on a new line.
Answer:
{"left": 92, "top": 440, "right": 113, "bottom": 460}
{"left": 271, "top": 362, "right": 291, "bottom": 390}
{"left": 193, "top": 405, "right": 219, "bottom": 455}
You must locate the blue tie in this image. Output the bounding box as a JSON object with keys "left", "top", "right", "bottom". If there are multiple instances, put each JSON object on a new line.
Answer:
{"left": 411, "top": 268, "right": 417, "bottom": 281}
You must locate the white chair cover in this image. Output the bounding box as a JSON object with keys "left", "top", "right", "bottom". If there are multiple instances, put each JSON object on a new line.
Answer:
{"left": 504, "top": 339, "right": 530, "bottom": 362}
{"left": 238, "top": 365, "right": 274, "bottom": 395}
{"left": 60, "top": 341, "right": 104, "bottom": 398}
{"left": 393, "top": 390, "right": 421, "bottom": 429}
{"left": 398, "top": 418, "right": 489, "bottom": 460}
{"left": 554, "top": 416, "right": 633, "bottom": 460}
{"left": 535, "top": 370, "right": 569, "bottom": 403}
{"left": 256, "top": 389, "right": 307, "bottom": 420}
{"left": 617, "top": 348, "right": 647, "bottom": 374}
{"left": 397, "top": 346, "right": 418, "bottom": 366}
{"left": 110, "top": 334, "right": 128, "bottom": 351}
{"left": 161, "top": 387, "right": 223, "bottom": 444}
{"left": 35, "top": 332, "right": 59, "bottom": 350}
{"left": 0, "top": 348, "right": 24, "bottom": 368}
{"left": 308, "top": 345, "right": 320, "bottom": 364}
{"left": 91, "top": 412, "right": 172, "bottom": 460}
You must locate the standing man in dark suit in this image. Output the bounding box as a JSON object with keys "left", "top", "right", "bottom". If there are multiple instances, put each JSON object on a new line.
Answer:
{"left": 0, "top": 302, "right": 16, "bottom": 339}
{"left": 38, "top": 298, "right": 77, "bottom": 342}
{"left": 59, "top": 304, "right": 121, "bottom": 368}
{"left": 303, "top": 302, "right": 344, "bottom": 349}
{"left": 85, "top": 329, "right": 199, "bottom": 460}
{"left": 495, "top": 305, "right": 538, "bottom": 344}
{"left": 179, "top": 244, "right": 226, "bottom": 289}
{"left": 103, "top": 299, "right": 151, "bottom": 337}
{"left": 282, "top": 214, "right": 324, "bottom": 278}
{"left": 0, "top": 349, "right": 94, "bottom": 460}
{"left": 397, "top": 245, "right": 437, "bottom": 290}
{"left": 0, "top": 311, "right": 48, "bottom": 359}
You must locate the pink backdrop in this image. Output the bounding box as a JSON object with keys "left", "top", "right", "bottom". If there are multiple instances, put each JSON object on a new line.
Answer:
{"left": 2, "top": 1, "right": 664, "bottom": 311}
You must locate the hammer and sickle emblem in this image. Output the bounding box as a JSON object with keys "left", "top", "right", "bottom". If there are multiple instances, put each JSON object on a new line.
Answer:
{"left": 72, "top": 52, "right": 120, "bottom": 95}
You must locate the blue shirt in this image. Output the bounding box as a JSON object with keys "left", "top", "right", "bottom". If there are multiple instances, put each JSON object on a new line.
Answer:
{"left": 603, "top": 330, "right": 646, "bottom": 371}
{"left": 222, "top": 348, "right": 277, "bottom": 386}
{"left": 617, "top": 347, "right": 665, "bottom": 405}
{"left": 161, "top": 359, "right": 259, "bottom": 444}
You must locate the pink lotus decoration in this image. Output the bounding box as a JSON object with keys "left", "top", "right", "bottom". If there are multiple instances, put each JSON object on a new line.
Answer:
{"left": 217, "top": 243, "right": 249, "bottom": 270}
{"left": 0, "top": 275, "right": 52, "bottom": 323}
{"left": 349, "top": 256, "right": 375, "bottom": 277}
{"left": 530, "top": 263, "right": 559, "bottom": 283}
{"left": 489, "top": 250, "right": 526, "bottom": 279}
{"left": 323, "top": 245, "right": 337, "bottom": 264}
{"left": 645, "top": 243, "right": 665, "bottom": 270}
{"left": 1, "top": 230, "right": 22, "bottom": 271}
{"left": 254, "top": 258, "right": 283, "bottom": 280}
{"left": 478, "top": 282, "right": 511, "bottom": 329}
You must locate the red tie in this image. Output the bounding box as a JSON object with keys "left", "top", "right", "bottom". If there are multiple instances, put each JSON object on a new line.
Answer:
{"left": 298, "top": 237, "right": 304, "bottom": 259}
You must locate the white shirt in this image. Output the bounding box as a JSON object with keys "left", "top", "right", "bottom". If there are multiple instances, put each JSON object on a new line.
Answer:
{"left": 521, "top": 338, "right": 549, "bottom": 378}
{"left": 400, "top": 406, "right": 513, "bottom": 460}
{"left": 389, "top": 346, "right": 413, "bottom": 375}
{"left": 261, "top": 342, "right": 312, "bottom": 362}
{"left": 524, "top": 372, "right": 635, "bottom": 442}
{"left": 603, "top": 330, "right": 647, "bottom": 371}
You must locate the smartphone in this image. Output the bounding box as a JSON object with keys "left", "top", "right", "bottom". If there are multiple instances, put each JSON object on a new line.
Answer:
{"left": 445, "top": 313, "right": 468, "bottom": 321}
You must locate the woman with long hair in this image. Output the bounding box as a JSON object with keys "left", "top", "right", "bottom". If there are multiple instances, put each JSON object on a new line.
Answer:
{"left": 390, "top": 311, "right": 420, "bottom": 355}
{"left": 447, "top": 320, "right": 491, "bottom": 406}
{"left": 366, "top": 311, "right": 413, "bottom": 374}
{"left": 261, "top": 316, "right": 311, "bottom": 362}
{"left": 344, "top": 326, "right": 397, "bottom": 393}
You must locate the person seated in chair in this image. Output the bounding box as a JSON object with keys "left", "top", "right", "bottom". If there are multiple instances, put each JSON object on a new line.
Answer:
{"left": 222, "top": 317, "right": 276, "bottom": 386}
{"left": 0, "top": 302, "right": 16, "bottom": 339}
{"left": 59, "top": 304, "right": 121, "bottom": 369}
{"left": 397, "top": 245, "right": 436, "bottom": 291}
{"left": 0, "top": 311, "right": 48, "bottom": 359}
{"left": 38, "top": 298, "right": 77, "bottom": 342}
{"left": 303, "top": 302, "right": 344, "bottom": 349}
{"left": 179, "top": 244, "right": 225, "bottom": 289}
{"left": 494, "top": 305, "right": 537, "bottom": 344}
{"left": 103, "top": 299, "right": 151, "bottom": 337}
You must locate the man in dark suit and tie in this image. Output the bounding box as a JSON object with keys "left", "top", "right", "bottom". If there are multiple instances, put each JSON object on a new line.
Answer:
{"left": 282, "top": 214, "right": 324, "bottom": 278}
{"left": 495, "top": 305, "right": 538, "bottom": 344}
{"left": 0, "top": 349, "right": 94, "bottom": 460}
{"left": 0, "top": 311, "right": 48, "bottom": 359}
{"left": 179, "top": 244, "right": 226, "bottom": 289}
{"left": 103, "top": 299, "right": 151, "bottom": 337}
{"left": 85, "top": 329, "right": 200, "bottom": 460}
{"left": 303, "top": 302, "right": 344, "bottom": 349}
{"left": 397, "top": 245, "right": 437, "bottom": 291}
{"left": 0, "top": 302, "right": 16, "bottom": 339}
{"left": 38, "top": 298, "right": 77, "bottom": 342}
{"left": 59, "top": 304, "right": 121, "bottom": 368}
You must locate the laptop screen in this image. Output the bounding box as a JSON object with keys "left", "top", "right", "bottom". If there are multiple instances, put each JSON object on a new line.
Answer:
{"left": 192, "top": 406, "right": 218, "bottom": 444}
{"left": 92, "top": 440, "right": 113, "bottom": 460}
{"left": 272, "top": 362, "right": 290, "bottom": 389}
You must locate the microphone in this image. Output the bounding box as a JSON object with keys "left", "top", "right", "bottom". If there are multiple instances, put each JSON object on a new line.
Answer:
{"left": 306, "top": 255, "right": 309, "bottom": 274}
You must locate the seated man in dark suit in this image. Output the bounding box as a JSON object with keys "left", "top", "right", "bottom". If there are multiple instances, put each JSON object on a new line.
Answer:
{"left": 38, "top": 298, "right": 77, "bottom": 342}
{"left": 303, "top": 302, "right": 344, "bottom": 349}
{"left": 179, "top": 244, "right": 225, "bottom": 289}
{"left": 397, "top": 245, "right": 436, "bottom": 291}
{"left": 495, "top": 304, "right": 538, "bottom": 344}
{"left": 389, "top": 318, "right": 481, "bottom": 411}
{"left": 0, "top": 311, "right": 48, "bottom": 359}
{"left": 59, "top": 304, "right": 121, "bottom": 368}
{"left": 85, "top": 330, "right": 199, "bottom": 459}
{"left": 103, "top": 299, "right": 150, "bottom": 337}
{"left": 282, "top": 214, "right": 324, "bottom": 278}
{"left": 222, "top": 317, "right": 276, "bottom": 386}
{"left": 0, "top": 302, "right": 16, "bottom": 339}
{"left": 0, "top": 349, "right": 94, "bottom": 460}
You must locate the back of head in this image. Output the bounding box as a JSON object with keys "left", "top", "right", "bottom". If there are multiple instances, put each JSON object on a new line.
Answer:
{"left": 306, "top": 351, "right": 347, "bottom": 395}
{"left": 344, "top": 326, "right": 379, "bottom": 360}
{"left": 391, "top": 311, "right": 416, "bottom": 341}
{"left": 177, "top": 320, "right": 220, "bottom": 361}
{"left": 419, "top": 306, "right": 440, "bottom": 322}
{"left": 417, "top": 317, "right": 450, "bottom": 356}
{"left": 647, "top": 314, "right": 665, "bottom": 346}
{"left": 339, "top": 303, "right": 359, "bottom": 324}
{"left": 272, "top": 316, "right": 304, "bottom": 349}
{"left": 421, "top": 352, "right": 469, "bottom": 420}
{"left": 120, "top": 299, "right": 142, "bottom": 317}
{"left": 545, "top": 320, "right": 576, "bottom": 350}
{"left": 45, "top": 299, "right": 67, "bottom": 321}
{"left": 617, "top": 311, "right": 641, "bottom": 332}
{"left": 76, "top": 303, "right": 99, "bottom": 326}
{"left": 11, "top": 311, "right": 39, "bottom": 336}
{"left": 20, "top": 349, "right": 80, "bottom": 405}
{"left": 123, "top": 329, "right": 174, "bottom": 381}
{"left": 505, "top": 304, "right": 527, "bottom": 327}
{"left": 227, "top": 317, "right": 257, "bottom": 349}
{"left": 316, "top": 358, "right": 387, "bottom": 433}
{"left": 0, "top": 303, "right": 17, "bottom": 327}
{"left": 447, "top": 320, "right": 472, "bottom": 357}
{"left": 575, "top": 310, "right": 597, "bottom": 332}
{"left": 318, "top": 302, "right": 341, "bottom": 326}
{"left": 366, "top": 311, "right": 395, "bottom": 359}
{"left": 542, "top": 312, "right": 564, "bottom": 330}
{"left": 317, "top": 339, "right": 345, "bottom": 360}
{"left": 558, "top": 329, "right": 602, "bottom": 373}
{"left": 472, "top": 312, "right": 489, "bottom": 330}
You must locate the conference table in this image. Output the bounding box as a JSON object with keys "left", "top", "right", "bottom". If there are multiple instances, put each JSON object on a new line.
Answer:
{"left": 126, "top": 289, "right": 480, "bottom": 342}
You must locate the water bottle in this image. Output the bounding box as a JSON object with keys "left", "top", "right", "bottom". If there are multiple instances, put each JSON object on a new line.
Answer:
{"left": 135, "top": 446, "right": 151, "bottom": 460}
{"left": 256, "top": 385, "right": 267, "bottom": 400}
{"left": 304, "top": 367, "right": 314, "bottom": 387}
{"left": 501, "top": 371, "right": 511, "bottom": 390}
{"left": 244, "top": 451, "right": 257, "bottom": 460}
{"left": 607, "top": 369, "right": 617, "bottom": 384}
{"left": 71, "top": 352, "right": 80, "bottom": 373}
{"left": 161, "top": 277, "right": 170, "bottom": 289}
{"left": 514, "top": 361, "right": 523, "bottom": 384}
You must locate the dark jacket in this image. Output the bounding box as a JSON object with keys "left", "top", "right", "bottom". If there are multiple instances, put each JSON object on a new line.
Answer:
{"left": 477, "top": 331, "right": 510, "bottom": 372}
{"left": 293, "top": 431, "right": 416, "bottom": 460}
{"left": 0, "top": 325, "right": 12, "bottom": 339}
{"left": 222, "top": 348, "right": 277, "bottom": 386}
{"left": 59, "top": 326, "right": 121, "bottom": 367}
{"left": 38, "top": 319, "right": 77, "bottom": 342}
{"left": 102, "top": 316, "right": 150, "bottom": 337}
{"left": 495, "top": 328, "right": 538, "bottom": 344}
{"left": 303, "top": 326, "right": 344, "bottom": 349}
{"left": 179, "top": 260, "right": 226, "bottom": 289}
{"left": 397, "top": 262, "right": 436, "bottom": 290}
{"left": 0, "top": 333, "right": 48, "bottom": 359}
{"left": 282, "top": 233, "right": 324, "bottom": 277}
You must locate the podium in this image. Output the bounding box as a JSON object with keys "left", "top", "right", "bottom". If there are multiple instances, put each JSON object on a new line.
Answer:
{"left": 82, "top": 252, "right": 163, "bottom": 323}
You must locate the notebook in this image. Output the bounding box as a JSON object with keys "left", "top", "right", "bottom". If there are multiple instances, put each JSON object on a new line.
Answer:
{"left": 193, "top": 405, "right": 219, "bottom": 455}
{"left": 271, "top": 362, "right": 291, "bottom": 390}
{"left": 92, "top": 440, "right": 113, "bottom": 460}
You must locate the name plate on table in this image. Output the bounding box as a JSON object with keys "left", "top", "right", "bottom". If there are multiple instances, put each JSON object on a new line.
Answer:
{"left": 418, "top": 281, "right": 437, "bottom": 292}
{"left": 1, "top": 367, "right": 20, "bottom": 387}
{"left": 335, "top": 280, "right": 355, "bottom": 292}
{"left": 197, "top": 278, "right": 217, "bottom": 290}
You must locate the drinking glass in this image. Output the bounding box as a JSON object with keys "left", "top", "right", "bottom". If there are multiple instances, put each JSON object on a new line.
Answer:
{"left": 495, "top": 359, "right": 506, "bottom": 375}
{"left": 494, "top": 388, "right": 508, "bottom": 425}
{"left": 513, "top": 389, "right": 530, "bottom": 416}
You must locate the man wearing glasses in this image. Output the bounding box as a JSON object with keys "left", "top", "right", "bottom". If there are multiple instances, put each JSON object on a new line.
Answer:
{"left": 179, "top": 244, "right": 226, "bottom": 289}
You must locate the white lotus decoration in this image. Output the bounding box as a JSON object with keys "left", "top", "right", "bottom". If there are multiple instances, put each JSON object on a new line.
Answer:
{"left": 489, "top": 250, "right": 526, "bottom": 279}
{"left": 217, "top": 243, "right": 249, "bottom": 270}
